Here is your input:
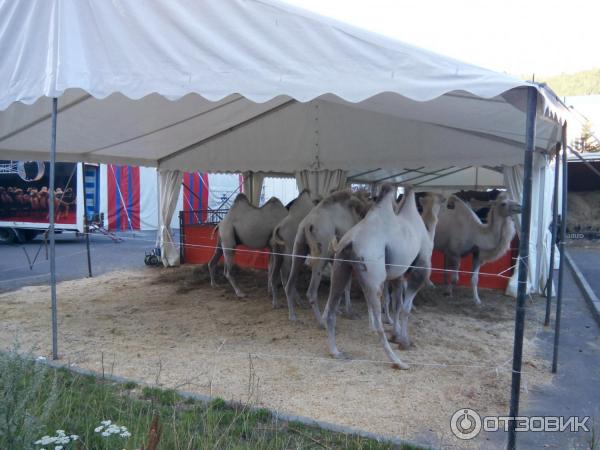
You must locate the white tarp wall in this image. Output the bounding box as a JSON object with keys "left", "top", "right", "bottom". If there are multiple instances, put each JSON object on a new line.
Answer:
{"left": 262, "top": 177, "right": 299, "bottom": 206}
{"left": 295, "top": 169, "right": 347, "bottom": 199}
{"left": 157, "top": 169, "right": 183, "bottom": 266}
{"left": 504, "top": 155, "right": 556, "bottom": 296}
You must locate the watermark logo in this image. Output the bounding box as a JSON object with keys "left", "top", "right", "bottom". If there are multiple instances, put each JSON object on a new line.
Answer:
{"left": 450, "top": 409, "right": 591, "bottom": 440}
{"left": 450, "top": 409, "right": 482, "bottom": 440}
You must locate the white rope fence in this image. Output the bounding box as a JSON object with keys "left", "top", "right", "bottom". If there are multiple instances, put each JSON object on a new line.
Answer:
{"left": 0, "top": 230, "right": 527, "bottom": 285}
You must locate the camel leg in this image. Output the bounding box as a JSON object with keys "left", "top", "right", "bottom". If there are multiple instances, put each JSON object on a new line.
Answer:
{"left": 267, "top": 252, "right": 274, "bottom": 294}
{"left": 307, "top": 258, "right": 327, "bottom": 327}
{"left": 323, "top": 259, "right": 353, "bottom": 359}
{"left": 367, "top": 284, "right": 409, "bottom": 369}
{"left": 444, "top": 254, "right": 460, "bottom": 297}
{"left": 269, "top": 250, "right": 284, "bottom": 308}
{"left": 342, "top": 275, "right": 359, "bottom": 319}
{"left": 443, "top": 254, "right": 449, "bottom": 292}
{"left": 222, "top": 246, "right": 246, "bottom": 298}
{"left": 390, "top": 279, "right": 405, "bottom": 342}
{"left": 208, "top": 236, "right": 223, "bottom": 288}
{"left": 285, "top": 232, "right": 308, "bottom": 321}
{"left": 216, "top": 228, "right": 245, "bottom": 298}
{"left": 397, "top": 260, "right": 430, "bottom": 349}
{"left": 383, "top": 281, "right": 393, "bottom": 324}
{"left": 471, "top": 249, "right": 482, "bottom": 306}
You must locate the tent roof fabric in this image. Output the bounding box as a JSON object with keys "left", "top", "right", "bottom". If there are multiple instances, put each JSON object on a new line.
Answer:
{"left": 0, "top": 0, "right": 571, "bottom": 172}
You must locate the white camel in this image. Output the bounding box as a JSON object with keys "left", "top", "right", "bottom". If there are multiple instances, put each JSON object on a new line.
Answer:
{"left": 322, "top": 186, "right": 445, "bottom": 369}
{"left": 268, "top": 189, "right": 316, "bottom": 308}
{"left": 208, "top": 194, "right": 288, "bottom": 297}
{"left": 284, "top": 190, "right": 371, "bottom": 323}
{"left": 433, "top": 191, "right": 521, "bottom": 305}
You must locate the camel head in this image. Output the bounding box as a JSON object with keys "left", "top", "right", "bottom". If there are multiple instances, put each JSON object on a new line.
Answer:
{"left": 493, "top": 192, "right": 521, "bottom": 217}
{"left": 375, "top": 183, "right": 397, "bottom": 207}
{"left": 418, "top": 193, "right": 446, "bottom": 217}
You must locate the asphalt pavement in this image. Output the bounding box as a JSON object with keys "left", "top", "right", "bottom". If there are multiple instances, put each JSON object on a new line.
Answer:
{"left": 0, "top": 230, "right": 168, "bottom": 294}
{"left": 569, "top": 244, "right": 600, "bottom": 301}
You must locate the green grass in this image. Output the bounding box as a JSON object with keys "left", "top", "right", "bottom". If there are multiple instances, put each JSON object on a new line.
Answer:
{"left": 0, "top": 350, "right": 424, "bottom": 449}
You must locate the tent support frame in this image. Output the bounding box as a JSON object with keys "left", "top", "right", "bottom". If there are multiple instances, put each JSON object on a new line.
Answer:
{"left": 507, "top": 86, "right": 537, "bottom": 450}
{"left": 82, "top": 163, "right": 93, "bottom": 278}
{"left": 50, "top": 97, "right": 58, "bottom": 360}
{"left": 552, "top": 124, "right": 568, "bottom": 373}
{"left": 544, "top": 144, "right": 561, "bottom": 325}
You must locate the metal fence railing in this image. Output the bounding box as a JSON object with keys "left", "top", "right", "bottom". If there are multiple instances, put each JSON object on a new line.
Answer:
{"left": 179, "top": 209, "right": 229, "bottom": 263}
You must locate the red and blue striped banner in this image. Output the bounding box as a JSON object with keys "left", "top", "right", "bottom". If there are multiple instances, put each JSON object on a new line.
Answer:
{"left": 183, "top": 171, "right": 209, "bottom": 223}
{"left": 107, "top": 164, "right": 140, "bottom": 231}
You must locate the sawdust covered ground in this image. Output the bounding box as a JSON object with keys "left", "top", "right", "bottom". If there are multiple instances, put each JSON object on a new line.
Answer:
{"left": 0, "top": 265, "right": 552, "bottom": 448}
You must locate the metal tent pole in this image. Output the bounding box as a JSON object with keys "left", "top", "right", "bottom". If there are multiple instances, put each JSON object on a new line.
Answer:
{"left": 507, "top": 87, "right": 537, "bottom": 450}
{"left": 82, "top": 164, "right": 93, "bottom": 278}
{"left": 544, "top": 144, "right": 561, "bottom": 325}
{"left": 552, "top": 123, "right": 568, "bottom": 373}
{"left": 49, "top": 97, "right": 59, "bottom": 360}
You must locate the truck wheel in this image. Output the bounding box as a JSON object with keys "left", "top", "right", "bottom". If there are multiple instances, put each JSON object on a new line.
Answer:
{"left": 19, "top": 229, "right": 41, "bottom": 242}
{"left": 0, "top": 228, "right": 17, "bottom": 243}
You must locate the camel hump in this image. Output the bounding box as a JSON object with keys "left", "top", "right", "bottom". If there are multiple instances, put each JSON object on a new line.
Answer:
{"left": 233, "top": 193, "right": 249, "bottom": 204}
{"left": 321, "top": 189, "right": 352, "bottom": 205}
{"left": 266, "top": 196, "right": 284, "bottom": 206}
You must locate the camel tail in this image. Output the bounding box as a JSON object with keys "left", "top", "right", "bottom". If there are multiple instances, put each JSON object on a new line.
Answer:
{"left": 304, "top": 224, "right": 322, "bottom": 268}
{"left": 271, "top": 225, "right": 286, "bottom": 248}
{"left": 210, "top": 224, "right": 220, "bottom": 240}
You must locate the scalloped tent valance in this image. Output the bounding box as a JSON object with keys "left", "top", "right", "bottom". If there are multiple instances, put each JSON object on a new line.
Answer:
{"left": 0, "top": 0, "right": 571, "bottom": 171}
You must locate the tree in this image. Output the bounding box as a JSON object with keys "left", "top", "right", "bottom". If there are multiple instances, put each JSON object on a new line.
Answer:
{"left": 574, "top": 120, "right": 600, "bottom": 153}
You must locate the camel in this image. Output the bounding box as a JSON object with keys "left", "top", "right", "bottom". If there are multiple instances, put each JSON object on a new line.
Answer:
{"left": 322, "top": 185, "right": 445, "bottom": 369}
{"left": 284, "top": 190, "right": 371, "bottom": 323}
{"left": 268, "top": 190, "right": 316, "bottom": 308}
{"left": 208, "top": 193, "right": 288, "bottom": 297}
{"left": 433, "top": 191, "right": 521, "bottom": 305}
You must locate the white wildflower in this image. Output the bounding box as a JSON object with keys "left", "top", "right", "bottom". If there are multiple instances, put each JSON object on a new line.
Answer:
{"left": 70, "top": 435, "right": 79, "bottom": 440}
{"left": 101, "top": 431, "right": 110, "bottom": 437}
{"left": 36, "top": 356, "right": 47, "bottom": 361}
{"left": 94, "top": 426, "right": 104, "bottom": 432}
{"left": 54, "top": 446, "right": 63, "bottom": 450}
{"left": 101, "top": 420, "right": 112, "bottom": 426}
{"left": 120, "top": 431, "right": 131, "bottom": 438}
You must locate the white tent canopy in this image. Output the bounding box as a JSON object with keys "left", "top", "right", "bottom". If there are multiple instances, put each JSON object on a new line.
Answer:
{"left": 0, "top": 0, "right": 569, "bottom": 291}
{"left": 1, "top": 0, "right": 568, "bottom": 171}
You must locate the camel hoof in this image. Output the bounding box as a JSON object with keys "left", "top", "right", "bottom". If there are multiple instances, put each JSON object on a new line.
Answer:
{"left": 236, "top": 292, "right": 247, "bottom": 299}
{"left": 474, "top": 299, "right": 482, "bottom": 307}
{"left": 392, "top": 361, "right": 410, "bottom": 370}
{"left": 342, "top": 311, "right": 361, "bottom": 320}
{"left": 332, "top": 351, "right": 350, "bottom": 360}
{"left": 396, "top": 339, "right": 411, "bottom": 350}
{"left": 288, "top": 314, "right": 298, "bottom": 322}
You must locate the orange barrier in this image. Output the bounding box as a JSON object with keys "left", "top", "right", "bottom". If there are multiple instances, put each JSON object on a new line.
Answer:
{"left": 181, "top": 224, "right": 268, "bottom": 269}
{"left": 181, "top": 224, "right": 515, "bottom": 289}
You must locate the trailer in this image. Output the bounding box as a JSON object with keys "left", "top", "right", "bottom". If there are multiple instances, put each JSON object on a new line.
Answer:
{"left": 0, "top": 160, "right": 92, "bottom": 242}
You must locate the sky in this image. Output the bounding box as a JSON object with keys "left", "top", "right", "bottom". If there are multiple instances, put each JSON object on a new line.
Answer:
{"left": 282, "top": 0, "right": 600, "bottom": 76}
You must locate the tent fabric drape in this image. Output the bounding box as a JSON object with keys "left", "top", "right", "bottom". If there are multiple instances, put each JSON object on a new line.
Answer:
{"left": 242, "top": 171, "right": 265, "bottom": 206}
{"left": 295, "top": 169, "right": 347, "bottom": 199}
{"left": 503, "top": 154, "right": 553, "bottom": 296}
{"left": 157, "top": 169, "right": 183, "bottom": 267}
